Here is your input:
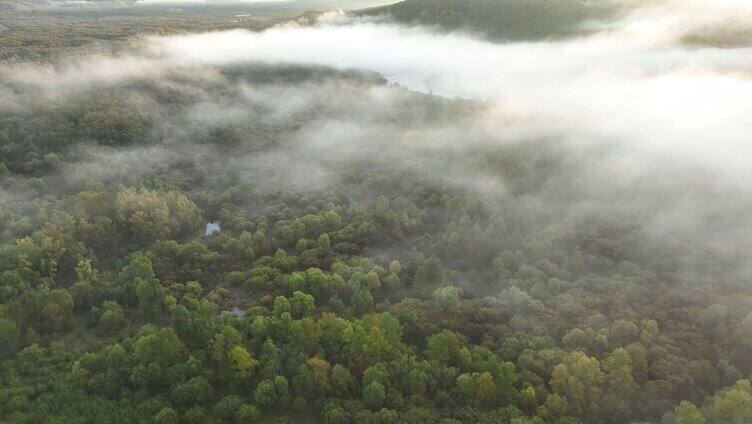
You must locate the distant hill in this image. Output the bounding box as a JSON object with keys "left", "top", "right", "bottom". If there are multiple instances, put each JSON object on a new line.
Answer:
{"left": 0, "top": 0, "right": 51, "bottom": 11}
{"left": 0, "top": 0, "right": 136, "bottom": 11}
{"left": 360, "top": 0, "right": 623, "bottom": 41}
{"left": 0, "top": 0, "right": 393, "bottom": 12}
{"left": 280, "top": 0, "right": 396, "bottom": 10}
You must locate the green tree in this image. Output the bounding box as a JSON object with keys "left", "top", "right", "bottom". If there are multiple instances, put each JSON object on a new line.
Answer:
{"left": 134, "top": 327, "right": 187, "bottom": 367}
{"left": 153, "top": 407, "right": 178, "bottom": 424}
{"left": 432, "top": 285, "right": 460, "bottom": 311}
{"left": 254, "top": 379, "right": 276, "bottom": 408}
{"left": 603, "top": 347, "right": 635, "bottom": 408}
{"left": 710, "top": 380, "right": 752, "bottom": 423}
{"left": 228, "top": 346, "right": 259, "bottom": 382}
{"left": 609, "top": 320, "right": 639, "bottom": 347}
{"left": 211, "top": 325, "right": 243, "bottom": 365}
{"left": 290, "top": 291, "right": 315, "bottom": 318}
{"left": 172, "top": 377, "right": 213, "bottom": 405}
{"left": 536, "top": 393, "right": 569, "bottom": 422}
{"left": 456, "top": 373, "right": 475, "bottom": 399}
{"left": 273, "top": 296, "right": 291, "bottom": 316}
{"left": 213, "top": 396, "right": 243, "bottom": 421}
{"left": 99, "top": 300, "right": 125, "bottom": 332}
{"left": 496, "top": 361, "right": 518, "bottom": 406}
{"left": 673, "top": 401, "right": 705, "bottom": 424}
{"left": 550, "top": 351, "right": 604, "bottom": 417}
{"left": 235, "top": 404, "right": 262, "bottom": 423}
{"left": 426, "top": 330, "right": 464, "bottom": 364}
{"left": 332, "top": 364, "right": 357, "bottom": 396}
{"left": 406, "top": 368, "right": 428, "bottom": 395}
{"left": 0, "top": 318, "right": 20, "bottom": 358}
{"left": 363, "top": 381, "right": 386, "bottom": 410}
{"left": 306, "top": 357, "right": 332, "bottom": 393}
{"left": 475, "top": 372, "right": 498, "bottom": 408}
{"left": 255, "top": 376, "right": 290, "bottom": 409}
{"left": 318, "top": 233, "right": 331, "bottom": 250}
{"left": 344, "top": 313, "right": 404, "bottom": 369}
{"left": 135, "top": 278, "right": 164, "bottom": 318}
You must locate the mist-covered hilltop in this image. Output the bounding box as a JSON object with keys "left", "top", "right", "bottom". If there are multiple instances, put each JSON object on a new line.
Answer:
{"left": 2, "top": 0, "right": 752, "bottom": 423}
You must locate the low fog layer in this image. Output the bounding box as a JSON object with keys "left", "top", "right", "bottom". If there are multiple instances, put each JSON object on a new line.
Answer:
{"left": 4, "top": 0, "right": 752, "bottom": 263}
{"left": 147, "top": 0, "right": 752, "bottom": 176}
{"left": 147, "top": 0, "right": 752, "bottom": 263}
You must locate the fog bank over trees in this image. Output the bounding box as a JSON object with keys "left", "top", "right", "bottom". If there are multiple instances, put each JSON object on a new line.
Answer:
{"left": 1, "top": 0, "right": 752, "bottom": 423}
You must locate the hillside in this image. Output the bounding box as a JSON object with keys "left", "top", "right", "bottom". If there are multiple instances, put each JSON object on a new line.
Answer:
{"left": 360, "top": 0, "right": 621, "bottom": 41}
{"left": 0, "top": 0, "right": 393, "bottom": 12}
{"left": 0, "top": 0, "right": 52, "bottom": 11}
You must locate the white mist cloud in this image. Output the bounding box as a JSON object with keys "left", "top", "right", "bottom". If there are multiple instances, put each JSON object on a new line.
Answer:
{"left": 4, "top": 0, "right": 752, "bottom": 262}
{"left": 144, "top": 0, "right": 752, "bottom": 264}
{"left": 144, "top": 0, "right": 752, "bottom": 186}
{"left": 4, "top": 0, "right": 750, "bottom": 188}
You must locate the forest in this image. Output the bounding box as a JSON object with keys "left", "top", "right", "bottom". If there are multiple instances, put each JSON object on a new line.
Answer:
{"left": 1, "top": 0, "right": 752, "bottom": 423}
{"left": 359, "top": 0, "right": 620, "bottom": 41}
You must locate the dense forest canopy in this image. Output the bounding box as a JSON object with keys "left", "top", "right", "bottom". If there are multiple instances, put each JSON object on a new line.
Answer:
{"left": 1, "top": 0, "right": 752, "bottom": 423}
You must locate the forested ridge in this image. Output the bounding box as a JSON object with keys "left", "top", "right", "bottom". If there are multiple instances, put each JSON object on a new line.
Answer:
{"left": 359, "top": 0, "right": 621, "bottom": 41}
{"left": 2, "top": 1, "right": 752, "bottom": 423}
